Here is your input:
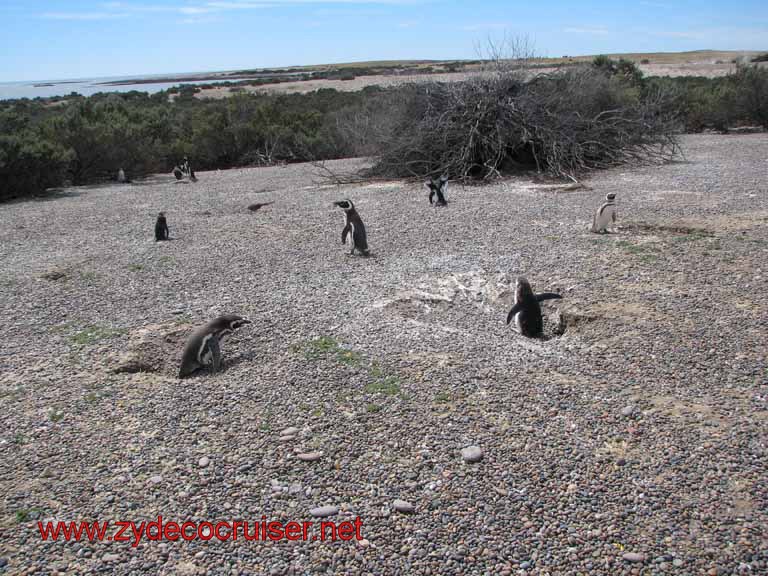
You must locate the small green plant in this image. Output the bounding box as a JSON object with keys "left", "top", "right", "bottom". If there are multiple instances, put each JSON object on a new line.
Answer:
{"left": 49, "top": 410, "right": 64, "bottom": 422}
{"left": 70, "top": 325, "right": 125, "bottom": 345}
{"left": 79, "top": 271, "right": 97, "bottom": 282}
{"left": 365, "top": 376, "right": 401, "bottom": 396}
{"left": 15, "top": 508, "right": 42, "bottom": 523}
{"left": 158, "top": 255, "right": 176, "bottom": 264}
{"left": 615, "top": 240, "right": 660, "bottom": 256}
{"left": 366, "top": 403, "right": 382, "bottom": 413}
{"left": 128, "top": 263, "right": 144, "bottom": 272}
{"left": 84, "top": 392, "right": 99, "bottom": 403}
{"left": 298, "top": 336, "right": 339, "bottom": 359}
{"left": 671, "top": 230, "right": 710, "bottom": 243}
{"left": 295, "top": 336, "right": 362, "bottom": 365}
{"left": 259, "top": 408, "right": 273, "bottom": 431}
{"left": 435, "top": 392, "right": 451, "bottom": 403}
{"left": 337, "top": 349, "right": 363, "bottom": 366}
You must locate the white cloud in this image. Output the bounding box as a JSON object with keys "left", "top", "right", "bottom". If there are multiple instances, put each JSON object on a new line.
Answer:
{"left": 41, "top": 11, "right": 129, "bottom": 20}
{"left": 180, "top": 6, "right": 218, "bottom": 14}
{"left": 42, "top": 0, "right": 425, "bottom": 22}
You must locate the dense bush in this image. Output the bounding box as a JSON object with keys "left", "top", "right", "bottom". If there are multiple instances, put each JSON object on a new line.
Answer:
{"left": 365, "top": 64, "right": 679, "bottom": 180}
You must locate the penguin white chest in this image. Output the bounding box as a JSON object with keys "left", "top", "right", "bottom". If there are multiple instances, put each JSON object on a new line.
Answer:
{"left": 198, "top": 334, "right": 214, "bottom": 365}
{"left": 594, "top": 203, "right": 616, "bottom": 231}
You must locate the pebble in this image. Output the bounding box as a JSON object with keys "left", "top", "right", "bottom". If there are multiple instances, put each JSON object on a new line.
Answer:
{"left": 460, "top": 446, "right": 484, "bottom": 463}
{"left": 309, "top": 505, "right": 338, "bottom": 518}
{"left": 149, "top": 475, "right": 162, "bottom": 484}
{"left": 622, "top": 552, "right": 646, "bottom": 563}
{"left": 621, "top": 405, "right": 636, "bottom": 417}
{"left": 280, "top": 427, "right": 299, "bottom": 436}
{"left": 297, "top": 451, "right": 323, "bottom": 462}
{"left": 198, "top": 456, "right": 210, "bottom": 468}
{"left": 393, "top": 499, "right": 415, "bottom": 513}
{"left": 102, "top": 554, "right": 120, "bottom": 563}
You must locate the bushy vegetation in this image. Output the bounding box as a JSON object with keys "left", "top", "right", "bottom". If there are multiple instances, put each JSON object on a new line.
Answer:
{"left": 1, "top": 56, "right": 767, "bottom": 200}
{"left": 363, "top": 57, "right": 767, "bottom": 179}
{"left": 364, "top": 59, "right": 679, "bottom": 179}
{"left": 0, "top": 88, "right": 367, "bottom": 200}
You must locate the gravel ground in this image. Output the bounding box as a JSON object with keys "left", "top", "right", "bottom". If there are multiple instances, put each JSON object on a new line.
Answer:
{"left": 1, "top": 133, "right": 767, "bottom": 576}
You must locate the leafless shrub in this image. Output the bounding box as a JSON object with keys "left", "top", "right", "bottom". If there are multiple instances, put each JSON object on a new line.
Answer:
{"left": 363, "top": 65, "right": 681, "bottom": 181}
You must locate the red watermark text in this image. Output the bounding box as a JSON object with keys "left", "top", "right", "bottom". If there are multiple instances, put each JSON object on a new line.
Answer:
{"left": 38, "top": 516, "right": 364, "bottom": 547}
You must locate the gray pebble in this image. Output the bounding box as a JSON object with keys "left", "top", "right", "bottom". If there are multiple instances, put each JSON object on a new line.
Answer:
{"left": 461, "top": 446, "right": 484, "bottom": 463}
{"left": 393, "top": 499, "right": 415, "bottom": 513}
{"left": 310, "top": 505, "right": 338, "bottom": 518}
{"left": 622, "top": 552, "right": 646, "bottom": 563}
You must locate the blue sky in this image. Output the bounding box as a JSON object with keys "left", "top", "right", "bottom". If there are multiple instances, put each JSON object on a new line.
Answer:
{"left": 0, "top": 0, "right": 766, "bottom": 81}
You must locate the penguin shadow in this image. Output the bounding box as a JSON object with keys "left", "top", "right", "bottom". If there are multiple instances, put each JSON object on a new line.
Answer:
{"left": 176, "top": 350, "right": 256, "bottom": 379}
{"left": 617, "top": 221, "right": 713, "bottom": 237}
{"left": 28, "top": 188, "right": 84, "bottom": 202}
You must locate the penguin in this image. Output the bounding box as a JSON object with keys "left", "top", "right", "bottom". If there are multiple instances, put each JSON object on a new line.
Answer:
{"left": 505, "top": 277, "right": 563, "bottom": 338}
{"left": 333, "top": 199, "right": 370, "bottom": 256}
{"left": 154, "top": 212, "right": 169, "bottom": 241}
{"left": 173, "top": 166, "right": 183, "bottom": 181}
{"left": 591, "top": 193, "right": 617, "bottom": 233}
{"left": 189, "top": 167, "right": 198, "bottom": 183}
{"left": 426, "top": 175, "right": 449, "bottom": 206}
{"left": 247, "top": 201, "right": 274, "bottom": 212}
{"left": 178, "top": 315, "right": 252, "bottom": 378}
{"left": 117, "top": 168, "right": 126, "bottom": 183}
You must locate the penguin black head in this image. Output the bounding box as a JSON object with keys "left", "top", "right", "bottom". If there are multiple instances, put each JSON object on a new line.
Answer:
{"left": 158, "top": 211, "right": 165, "bottom": 218}
{"left": 606, "top": 193, "right": 616, "bottom": 201}
{"left": 515, "top": 276, "right": 535, "bottom": 301}
{"left": 333, "top": 199, "right": 353, "bottom": 211}
{"left": 217, "top": 314, "right": 251, "bottom": 331}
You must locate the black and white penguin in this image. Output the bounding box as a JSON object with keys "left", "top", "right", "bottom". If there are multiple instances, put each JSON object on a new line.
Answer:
{"left": 426, "top": 175, "right": 449, "bottom": 206}
{"left": 173, "top": 166, "right": 183, "bottom": 181}
{"left": 505, "top": 277, "right": 563, "bottom": 338}
{"left": 154, "top": 212, "right": 169, "bottom": 241}
{"left": 591, "top": 193, "right": 617, "bottom": 233}
{"left": 333, "top": 199, "right": 370, "bottom": 256}
{"left": 178, "top": 315, "right": 252, "bottom": 378}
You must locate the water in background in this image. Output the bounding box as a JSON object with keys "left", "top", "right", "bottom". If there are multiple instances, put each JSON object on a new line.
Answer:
{"left": 0, "top": 72, "right": 280, "bottom": 100}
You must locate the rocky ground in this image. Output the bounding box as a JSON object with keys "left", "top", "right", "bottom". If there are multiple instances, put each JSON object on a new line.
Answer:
{"left": 0, "top": 134, "right": 767, "bottom": 575}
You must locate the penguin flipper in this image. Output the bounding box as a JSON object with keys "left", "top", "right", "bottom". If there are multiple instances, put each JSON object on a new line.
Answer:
{"left": 535, "top": 293, "right": 563, "bottom": 303}
{"left": 506, "top": 303, "right": 524, "bottom": 325}
{"left": 209, "top": 337, "right": 222, "bottom": 373}
{"left": 341, "top": 223, "right": 351, "bottom": 245}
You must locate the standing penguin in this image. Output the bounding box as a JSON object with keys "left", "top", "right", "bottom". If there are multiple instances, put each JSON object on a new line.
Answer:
{"left": 505, "top": 277, "right": 563, "bottom": 338}
{"left": 173, "top": 166, "right": 183, "bottom": 181}
{"left": 154, "top": 212, "right": 169, "bottom": 241}
{"left": 333, "top": 199, "right": 370, "bottom": 256}
{"left": 426, "top": 175, "right": 449, "bottom": 206}
{"left": 178, "top": 315, "right": 252, "bottom": 378}
{"left": 591, "top": 193, "right": 617, "bottom": 233}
